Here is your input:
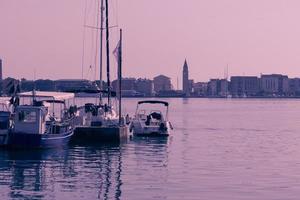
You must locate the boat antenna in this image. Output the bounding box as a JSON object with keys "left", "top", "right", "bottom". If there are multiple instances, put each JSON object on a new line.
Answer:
{"left": 99, "top": 0, "right": 104, "bottom": 105}
{"left": 105, "top": 0, "right": 111, "bottom": 106}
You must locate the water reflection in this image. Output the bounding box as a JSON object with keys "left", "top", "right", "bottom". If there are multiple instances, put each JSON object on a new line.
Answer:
{"left": 0, "top": 144, "right": 125, "bottom": 200}
{"left": 0, "top": 150, "right": 48, "bottom": 200}
{"left": 127, "top": 137, "right": 170, "bottom": 200}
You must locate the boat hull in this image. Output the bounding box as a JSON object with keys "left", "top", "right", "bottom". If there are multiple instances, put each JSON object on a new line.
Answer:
{"left": 6, "top": 130, "right": 74, "bottom": 149}
{"left": 72, "top": 126, "right": 128, "bottom": 143}
{"left": 133, "top": 132, "right": 169, "bottom": 137}
{"left": 0, "top": 130, "right": 8, "bottom": 146}
{"left": 130, "top": 122, "right": 170, "bottom": 137}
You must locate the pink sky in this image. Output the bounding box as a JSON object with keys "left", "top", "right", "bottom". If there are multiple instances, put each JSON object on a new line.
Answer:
{"left": 1, "top": 0, "right": 300, "bottom": 87}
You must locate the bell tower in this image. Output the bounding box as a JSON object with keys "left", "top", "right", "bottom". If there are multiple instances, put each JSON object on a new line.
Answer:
{"left": 182, "top": 59, "right": 189, "bottom": 96}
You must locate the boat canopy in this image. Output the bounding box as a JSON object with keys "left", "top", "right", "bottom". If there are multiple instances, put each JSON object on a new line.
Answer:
{"left": 138, "top": 100, "right": 169, "bottom": 106}
{"left": 19, "top": 91, "right": 75, "bottom": 101}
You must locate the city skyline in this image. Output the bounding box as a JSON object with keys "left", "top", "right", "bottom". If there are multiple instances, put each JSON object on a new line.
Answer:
{"left": 2, "top": 0, "right": 300, "bottom": 85}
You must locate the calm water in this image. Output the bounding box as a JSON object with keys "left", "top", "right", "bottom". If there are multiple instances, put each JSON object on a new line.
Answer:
{"left": 1, "top": 98, "right": 300, "bottom": 200}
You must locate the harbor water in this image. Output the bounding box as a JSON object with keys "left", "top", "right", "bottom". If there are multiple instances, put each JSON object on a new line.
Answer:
{"left": 1, "top": 98, "right": 300, "bottom": 199}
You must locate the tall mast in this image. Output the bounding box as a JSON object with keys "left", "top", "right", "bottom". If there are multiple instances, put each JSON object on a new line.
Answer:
{"left": 105, "top": 0, "right": 111, "bottom": 106}
{"left": 118, "top": 29, "right": 122, "bottom": 125}
{"left": 99, "top": 0, "right": 104, "bottom": 104}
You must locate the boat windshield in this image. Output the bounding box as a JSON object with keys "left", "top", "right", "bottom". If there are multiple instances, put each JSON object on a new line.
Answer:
{"left": 136, "top": 103, "right": 168, "bottom": 118}
{"left": 138, "top": 100, "right": 168, "bottom": 106}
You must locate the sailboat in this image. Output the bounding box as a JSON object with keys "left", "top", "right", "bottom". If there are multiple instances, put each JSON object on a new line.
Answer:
{"left": 73, "top": 0, "right": 127, "bottom": 143}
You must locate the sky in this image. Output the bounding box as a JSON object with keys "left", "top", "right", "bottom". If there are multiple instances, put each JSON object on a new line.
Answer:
{"left": 2, "top": 0, "right": 300, "bottom": 88}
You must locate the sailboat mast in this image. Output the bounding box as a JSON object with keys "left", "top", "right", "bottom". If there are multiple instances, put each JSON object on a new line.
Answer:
{"left": 99, "top": 0, "right": 104, "bottom": 104}
{"left": 118, "top": 29, "right": 122, "bottom": 125}
{"left": 105, "top": 0, "right": 111, "bottom": 106}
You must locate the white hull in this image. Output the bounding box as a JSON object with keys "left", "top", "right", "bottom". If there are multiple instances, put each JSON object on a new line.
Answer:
{"left": 130, "top": 121, "right": 171, "bottom": 137}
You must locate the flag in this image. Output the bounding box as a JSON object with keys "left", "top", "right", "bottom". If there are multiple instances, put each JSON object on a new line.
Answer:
{"left": 113, "top": 40, "right": 121, "bottom": 63}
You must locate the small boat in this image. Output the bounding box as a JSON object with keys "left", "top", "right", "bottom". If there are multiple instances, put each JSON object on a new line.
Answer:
{"left": 6, "top": 91, "right": 75, "bottom": 149}
{"left": 130, "top": 100, "right": 173, "bottom": 137}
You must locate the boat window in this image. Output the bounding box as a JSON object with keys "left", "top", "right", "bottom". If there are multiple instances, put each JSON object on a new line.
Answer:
{"left": 18, "top": 111, "right": 37, "bottom": 123}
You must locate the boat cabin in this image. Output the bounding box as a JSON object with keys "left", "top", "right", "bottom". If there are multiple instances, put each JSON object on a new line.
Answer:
{"left": 13, "top": 105, "right": 48, "bottom": 134}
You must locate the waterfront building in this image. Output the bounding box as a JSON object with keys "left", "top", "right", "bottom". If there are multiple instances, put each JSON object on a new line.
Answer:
{"left": 288, "top": 78, "right": 300, "bottom": 96}
{"left": 207, "top": 79, "right": 228, "bottom": 97}
{"left": 182, "top": 59, "right": 190, "bottom": 96}
{"left": 153, "top": 75, "right": 172, "bottom": 93}
{"left": 112, "top": 77, "right": 136, "bottom": 92}
{"left": 193, "top": 82, "right": 208, "bottom": 96}
{"left": 219, "top": 79, "right": 229, "bottom": 97}
{"left": 135, "top": 78, "right": 154, "bottom": 96}
{"left": 207, "top": 79, "right": 219, "bottom": 96}
{"left": 260, "top": 74, "right": 289, "bottom": 95}
{"left": 188, "top": 79, "right": 194, "bottom": 94}
{"left": 120, "top": 78, "right": 136, "bottom": 90}
{"left": 230, "top": 76, "right": 259, "bottom": 97}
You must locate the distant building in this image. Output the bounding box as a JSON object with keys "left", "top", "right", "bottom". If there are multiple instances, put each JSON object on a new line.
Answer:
{"left": 288, "top": 78, "right": 300, "bottom": 96}
{"left": 206, "top": 79, "right": 229, "bottom": 97}
{"left": 207, "top": 79, "right": 219, "bottom": 96}
{"left": 135, "top": 78, "right": 154, "bottom": 96}
{"left": 112, "top": 77, "right": 136, "bottom": 92}
{"left": 260, "top": 74, "right": 289, "bottom": 95}
{"left": 193, "top": 82, "right": 208, "bottom": 96}
{"left": 182, "top": 59, "right": 190, "bottom": 96}
{"left": 153, "top": 75, "right": 172, "bottom": 93}
{"left": 230, "top": 76, "right": 259, "bottom": 97}
{"left": 121, "top": 78, "right": 136, "bottom": 90}
{"left": 219, "top": 79, "right": 229, "bottom": 97}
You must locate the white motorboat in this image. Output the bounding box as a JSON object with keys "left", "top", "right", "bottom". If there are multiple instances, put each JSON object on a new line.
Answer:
{"left": 130, "top": 100, "right": 173, "bottom": 137}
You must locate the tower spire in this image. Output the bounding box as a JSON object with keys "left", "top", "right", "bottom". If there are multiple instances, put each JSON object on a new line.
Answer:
{"left": 182, "top": 59, "right": 189, "bottom": 96}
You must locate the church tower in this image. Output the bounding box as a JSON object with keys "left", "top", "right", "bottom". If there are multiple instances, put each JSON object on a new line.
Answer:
{"left": 182, "top": 59, "right": 189, "bottom": 96}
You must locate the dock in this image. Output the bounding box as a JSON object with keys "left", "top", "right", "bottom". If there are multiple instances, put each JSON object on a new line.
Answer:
{"left": 71, "top": 125, "right": 128, "bottom": 144}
